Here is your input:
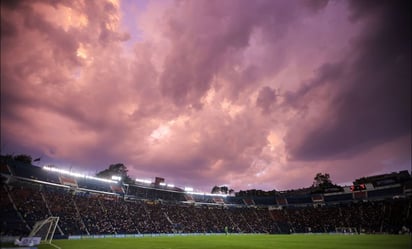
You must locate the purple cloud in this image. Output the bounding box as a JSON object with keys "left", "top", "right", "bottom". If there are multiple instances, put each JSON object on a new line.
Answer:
{"left": 1, "top": 0, "right": 410, "bottom": 192}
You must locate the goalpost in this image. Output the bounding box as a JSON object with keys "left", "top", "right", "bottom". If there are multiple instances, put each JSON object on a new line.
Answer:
{"left": 28, "top": 216, "right": 61, "bottom": 249}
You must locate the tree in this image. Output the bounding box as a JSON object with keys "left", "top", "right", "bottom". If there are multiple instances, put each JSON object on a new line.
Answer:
{"left": 313, "top": 173, "right": 332, "bottom": 188}
{"left": 96, "top": 163, "right": 133, "bottom": 184}
{"left": 312, "top": 172, "right": 343, "bottom": 193}
{"left": 220, "top": 186, "right": 229, "bottom": 194}
{"left": 211, "top": 185, "right": 221, "bottom": 194}
{"left": 211, "top": 185, "right": 232, "bottom": 194}
{"left": 13, "top": 154, "right": 32, "bottom": 164}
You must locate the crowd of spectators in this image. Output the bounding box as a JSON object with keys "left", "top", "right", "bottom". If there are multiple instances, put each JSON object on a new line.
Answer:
{"left": 0, "top": 185, "right": 28, "bottom": 235}
{"left": 1, "top": 182, "right": 411, "bottom": 237}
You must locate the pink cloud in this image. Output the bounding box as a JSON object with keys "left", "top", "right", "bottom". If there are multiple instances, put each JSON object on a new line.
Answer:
{"left": 1, "top": 0, "right": 410, "bottom": 193}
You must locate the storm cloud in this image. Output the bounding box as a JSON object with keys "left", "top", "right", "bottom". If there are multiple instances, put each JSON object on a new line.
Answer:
{"left": 1, "top": 0, "right": 410, "bottom": 191}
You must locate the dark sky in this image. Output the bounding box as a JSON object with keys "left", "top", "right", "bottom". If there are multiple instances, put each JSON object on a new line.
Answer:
{"left": 1, "top": 0, "right": 410, "bottom": 192}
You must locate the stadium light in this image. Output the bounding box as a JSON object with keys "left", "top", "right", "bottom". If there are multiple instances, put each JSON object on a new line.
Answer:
{"left": 159, "top": 182, "right": 166, "bottom": 186}
{"left": 111, "top": 175, "right": 121, "bottom": 181}
{"left": 167, "top": 184, "right": 174, "bottom": 188}
{"left": 43, "top": 166, "right": 118, "bottom": 183}
{"left": 184, "top": 187, "right": 194, "bottom": 192}
{"left": 185, "top": 190, "right": 229, "bottom": 197}
{"left": 135, "top": 178, "right": 151, "bottom": 184}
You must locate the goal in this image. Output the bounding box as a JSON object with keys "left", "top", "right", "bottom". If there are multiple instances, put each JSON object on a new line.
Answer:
{"left": 29, "top": 216, "right": 61, "bottom": 248}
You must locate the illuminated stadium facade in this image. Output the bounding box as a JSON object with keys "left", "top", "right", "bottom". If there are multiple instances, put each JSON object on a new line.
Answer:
{"left": 1, "top": 155, "right": 411, "bottom": 240}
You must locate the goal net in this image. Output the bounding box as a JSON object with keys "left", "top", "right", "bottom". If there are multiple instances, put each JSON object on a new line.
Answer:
{"left": 335, "top": 227, "right": 358, "bottom": 234}
{"left": 29, "top": 216, "right": 60, "bottom": 248}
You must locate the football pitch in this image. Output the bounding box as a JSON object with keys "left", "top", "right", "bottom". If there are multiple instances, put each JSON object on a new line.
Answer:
{"left": 37, "top": 234, "right": 411, "bottom": 249}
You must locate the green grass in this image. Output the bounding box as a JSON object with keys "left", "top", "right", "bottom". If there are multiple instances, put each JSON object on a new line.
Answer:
{"left": 36, "top": 234, "right": 411, "bottom": 249}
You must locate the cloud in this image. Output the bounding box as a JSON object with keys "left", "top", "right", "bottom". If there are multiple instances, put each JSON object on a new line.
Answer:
{"left": 1, "top": 0, "right": 410, "bottom": 192}
{"left": 153, "top": 0, "right": 332, "bottom": 108}
{"left": 285, "top": 0, "right": 411, "bottom": 161}
{"left": 256, "top": 86, "right": 278, "bottom": 114}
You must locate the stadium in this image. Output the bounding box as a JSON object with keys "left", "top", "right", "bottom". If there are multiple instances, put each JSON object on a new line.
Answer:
{"left": 1, "top": 0, "right": 411, "bottom": 248}
{"left": 1, "top": 155, "right": 411, "bottom": 249}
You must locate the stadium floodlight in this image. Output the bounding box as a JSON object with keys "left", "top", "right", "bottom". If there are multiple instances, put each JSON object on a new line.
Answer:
{"left": 111, "top": 175, "right": 121, "bottom": 181}
{"left": 185, "top": 190, "right": 229, "bottom": 197}
{"left": 43, "top": 166, "right": 118, "bottom": 184}
{"left": 159, "top": 182, "right": 166, "bottom": 186}
{"left": 135, "top": 178, "right": 151, "bottom": 184}
{"left": 209, "top": 192, "right": 229, "bottom": 197}
{"left": 85, "top": 175, "right": 117, "bottom": 183}
{"left": 184, "top": 187, "right": 194, "bottom": 192}
{"left": 167, "top": 184, "right": 174, "bottom": 188}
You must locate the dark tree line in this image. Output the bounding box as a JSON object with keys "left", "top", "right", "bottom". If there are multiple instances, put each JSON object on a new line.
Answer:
{"left": 96, "top": 163, "right": 133, "bottom": 184}
{"left": 2, "top": 154, "right": 35, "bottom": 164}
{"left": 211, "top": 185, "right": 234, "bottom": 195}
